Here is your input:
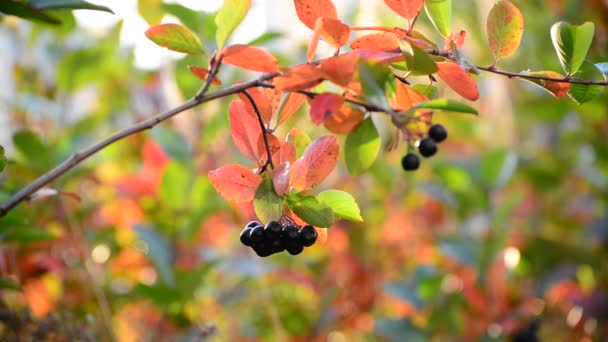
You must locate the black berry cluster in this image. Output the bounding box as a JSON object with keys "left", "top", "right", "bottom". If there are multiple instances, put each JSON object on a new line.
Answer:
{"left": 239, "top": 220, "right": 318, "bottom": 257}
{"left": 402, "top": 124, "right": 448, "bottom": 171}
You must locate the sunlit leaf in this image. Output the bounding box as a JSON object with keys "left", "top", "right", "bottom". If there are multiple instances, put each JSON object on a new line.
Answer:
{"left": 208, "top": 164, "right": 263, "bottom": 202}
{"left": 309, "top": 93, "right": 344, "bottom": 125}
{"left": 521, "top": 70, "right": 570, "bottom": 98}
{"left": 550, "top": 21, "right": 595, "bottom": 75}
{"left": 324, "top": 106, "right": 365, "bottom": 134}
{"left": 568, "top": 60, "right": 604, "bottom": 104}
{"left": 319, "top": 54, "right": 359, "bottom": 87}
{"left": 272, "top": 163, "right": 291, "bottom": 196}
{"left": 277, "top": 92, "right": 306, "bottom": 126}
{"left": 436, "top": 61, "right": 479, "bottom": 101}
{"left": 399, "top": 39, "right": 438, "bottom": 75}
{"left": 188, "top": 66, "right": 222, "bottom": 85}
{"left": 486, "top": 0, "right": 524, "bottom": 63}
{"left": 350, "top": 32, "right": 400, "bottom": 51}
{"left": 393, "top": 82, "right": 429, "bottom": 110}
{"left": 237, "top": 87, "right": 280, "bottom": 126}
{"left": 293, "top": 0, "right": 337, "bottom": 30}
{"left": 424, "top": 0, "right": 451, "bottom": 37}
{"left": 145, "top": 23, "right": 204, "bottom": 55}
{"left": 307, "top": 18, "right": 350, "bottom": 61}
{"left": 317, "top": 190, "right": 363, "bottom": 222}
{"left": 285, "top": 193, "right": 334, "bottom": 228}
{"left": 215, "top": 0, "right": 251, "bottom": 49}
{"left": 413, "top": 99, "right": 478, "bottom": 114}
{"left": 222, "top": 44, "right": 280, "bottom": 72}
{"left": 273, "top": 64, "right": 324, "bottom": 91}
{"left": 137, "top": 0, "right": 163, "bottom": 25}
{"left": 289, "top": 135, "right": 339, "bottom": 191}
{"left": 384, "top": 0, "right": 424, "bottom": 22}
{"left": 345, "top": 117, "right": 381, "bottom": 175}
{"left": 254, "top": 177, "right": 283, "bottom": 223}
{"left": 229, "top": 100, "right": 263, "bottom": 161}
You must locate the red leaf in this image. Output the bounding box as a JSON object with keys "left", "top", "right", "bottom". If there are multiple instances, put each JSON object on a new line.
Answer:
{"left": 278, "top": 141, "right": 296, "bottom": 165}
{"left": 294, "top": 0, "right": 338, "bottom": 30}
{"left": 188, "top": 66, "right": 222, "bottom": 85}
{"left": 443, "top": 30, "right": 466, "bottom": 51}
{"left": 323, "top": 106, "right": 364, "bottom": 134}
{"left": 222, "top": 44, "right": 280, "bottom": 72}
{"left": 350, "top": 32, "right": 400, "bottom": 51}
{"left": 289, "top": 135, "right": 339, "bottom": 191}
{"left": 436, "top": 62, "right": 480, "bottom": 101}
{"left": 237, "top": 87, "right": 281, "bottom": 125}
{"left": 256, "top": 132, "right": 281, "bottom": 165}
{"left": 272, "top": 163, "right": 291, "bottom": 196}
{"left": 274, "top": 64, "right": 325, "bottom": 91}
{"left": 208, "top": 164, "right": 262, "bottom": 202}
{"left": 277, "top": 92, "right": 306, "bottom": 126}
{"left": 392, "top": 81, "right": 429, "bottom": 110}
{"left": 229, "top": 100, "right": 263, "bottom": 161}
{"left": 383, "top": 0, "right": 424, "bottom": 22}
{"left": 319, "top": 54, "right": 359, "bottom": 87}
{"left": 309, "top": 93, "right": 345, "bottom": 125}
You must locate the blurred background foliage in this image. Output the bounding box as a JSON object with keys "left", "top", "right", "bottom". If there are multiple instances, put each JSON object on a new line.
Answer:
{"left": 1, "top": 0, "right": 608, "bottom": 341}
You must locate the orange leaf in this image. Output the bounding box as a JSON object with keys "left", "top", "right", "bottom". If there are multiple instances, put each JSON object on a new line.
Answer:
{"left": 256, "top": 132, "right": 281, "bottom": 165}
{"left": 294, "top": 0, "right": 338, "bottom": 30}
{"left": 319, "top": 54, "right": 358, "bottom": 87}
{"left": 309, "top": 92, "right": 345, "bottom": 124}
{"left": 392, "top": 82, "right": 429, "bottom": 110}
{"left": 523, "top": 71, "right": 570, "bottom": 98}
{"left": 237, "top": 87, "right": 280, "bottom": 125}
{"left": 324, "top": 106, "right": 365, "bottom": 134}
{"left": 229, "top": 100, "right": 262, "bottom": 161}
{"left": 308, "top": 18, "right": 350, "bottom": 61}
{"left": 350, "top": 49, "right": 404, "bottom": 63}
{"left": 443, "top": 30, "right": 466, "bottom": 51}
{"left": 289, "top": 135, "right": 339, "bottom": 191}
{"left": 277, "top": 92, "right": 306, "bottom": 126}
{"left": 436, "top": 62, "right": 479, "bottom": 101}
{"left": 208, "top": 164, "right": 262, "bottom": 202}
{"left": 188, "top": 66, "right": 222, "bottom": 85}
{"left": 222, "top": 44, "right": 280, "bottom": 72}
{"left": 350, "top": 32, "right": 400, "bottom": 51}
{"left": 274, "top": 64, "right": 325, "bottom": 91}
{"left": 383, "top": 0, "right": 424, "bottom": 22}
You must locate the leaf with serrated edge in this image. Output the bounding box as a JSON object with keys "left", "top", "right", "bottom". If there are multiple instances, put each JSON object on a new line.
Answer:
{"left": 487, "top": 0, "right": 524, "bottom": 62}
{"left": 317, "top": 190, "right": 363, "bottom": 222}
{"left": 145, "top": 23, "right": 204, "bottom": 55}
{"left": 289, "top": 135, "right": 339, "bottom": 191}
{"left": 215, "top": 0, "right": 251, "bottom": 49}
{"left": 208, "top": 164, "right": 262, "bottom": 202}
{"left": 254, "top": 177, "right": 283, "bottom": 223}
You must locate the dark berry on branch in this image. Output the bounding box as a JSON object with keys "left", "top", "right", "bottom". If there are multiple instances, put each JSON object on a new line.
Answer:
{"left": 246, "top": 221, "right": 262, "bottom": 229}
{"left": 240, "top": 228, "right": 254, "bottom": 246}
{"left": 401, "top": 153, "right": 420, "bottom": 171}
{"left": 253, "top": 243, "right": 272, "bottom": 257}
{"left": 269, "top": 239, "right": 285, "bottom": 254}
{"left": 428, "top": 124, "right": 447, "bottom": 143}
{"left": 249, "top": 226, "right": 265, "bottom": 243}
{"left": 418, "top": 138, "right": 437, "bottom": 157}
{"left": 264, "top": 221, "right": 283, "bottom": 240}
{"left": 299, "top": 225, "right": 318, "bottom": 247}
{"left": 286, "top": 242, "right": 304, "bottom": 255}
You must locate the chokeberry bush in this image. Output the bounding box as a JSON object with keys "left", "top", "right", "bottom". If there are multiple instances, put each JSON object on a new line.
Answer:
{"left": 0, "top": 0, "right": 607, "bottom": 340}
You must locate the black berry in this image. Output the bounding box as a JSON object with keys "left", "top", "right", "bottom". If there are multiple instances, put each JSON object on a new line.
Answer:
{"left": 418, "top": 138, "right": 437, "bottom": 157}
{"left": 401, "top": 153, "right": 420, "bottom": 171}
{"left": 428, "top": 124, "right": 447, "bottom": 143}
{"left": 253, "top": 242, "right": 273, "bottom": 257}
{"left": 240, "top": 227, "right": 254, "bottom": 246}
{"left": 286, "top": 242, "right": 304, "bottom": 255}
{"left": 249, "top": 226, "right": 265, "bottom": 243}
{"left": 246, "top": 221, "right": 262, "bottom": 229}
{"left": 269, "top": 239, "right": 285, "bottom": 254}
{"left": 299, "top": 225, "right": 318, "bottom": 247}
{"left": 264, "top": 221, "right": 283, "bottom": 240}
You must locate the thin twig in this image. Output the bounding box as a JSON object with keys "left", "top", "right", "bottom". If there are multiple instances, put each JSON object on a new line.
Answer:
{"left": 241, "top": 89, "right": 275, "bottom": 173}
{"left": 0, "top": 70, "right": 279, "bottom": 217}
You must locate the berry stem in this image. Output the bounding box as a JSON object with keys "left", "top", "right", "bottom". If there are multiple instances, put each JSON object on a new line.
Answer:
{"left": 241, "top": 89, "right": 275, "bottom": 173}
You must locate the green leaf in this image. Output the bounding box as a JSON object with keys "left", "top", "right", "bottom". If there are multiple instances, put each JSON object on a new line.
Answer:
{"left": 0, "top": 145, "right": 5, "bottom": 172}
{"left": 3, "top": 228, "right": 58, "bottom": 243}
{"left": 254, "top": 177, "right": 283, "bottom": 223}
{"left": 358, "top": 60, "right": 392, "bottom": 108}
{"left": 486, "top": 0, "right": 524, "bottom": 62}
{"left": 345, "top": 117, "right": 381, "bottom": 176}
{"left": 137, "top": 0, "right": 163, "bottom": 25}
{"left": 317, "top": 190, "right": 363, "bottom": 222}
{"left": 145, "top": 23, "right": 204, "bottom": 55}
{"left": 595, "top": 62, "right": 608, "bottom": 77}
{"left": 412, "top": 84, "right": 439, "bottom": 99}
{"left": 162, "top": 3, "right": 202, "bottom": 35}
{"left": 29, "top": 0, "right": 114, "bottom": 13}
{"left": 160, "top": 162, "right": 190, "bottom": 210}
{"left": 0, "top": 277, "right": 21, "bottom": 291}
{"left": 286, "top": 128, "right": 311, "bottom": 159}
{"left": 399, "top": 39, "right": 438, "bottom": 75}
{"left": 479, "top": 149, "right": 518, "bottom": 188}
{"left": 568, "top": 60, "right": 605, "bottom": 104}
{"left": 550, "top": 21, "right": 595, "bottom": 75}
{"left": 134, "top": 224, "right": 175, "bottom": 286}
{"left": 424, "top": 0, "right": 451, "bottom": 37}
{"left": 13, "top": 130, "right": 50, "bottom": 171}
{"left": 413, "top": 99, "right": 478, "bottom": 114}
{"left": 0, "top": 0, "right": 60, "bottom": 25}
{"left": 215, "top": 0, "right": 251, "bottom": 49}
{"left": 285, "top": 194, "right": 334, "bottom": 228}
